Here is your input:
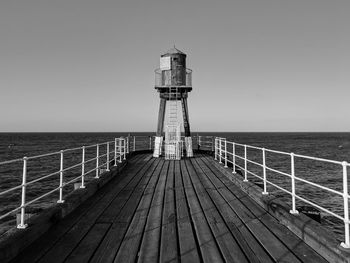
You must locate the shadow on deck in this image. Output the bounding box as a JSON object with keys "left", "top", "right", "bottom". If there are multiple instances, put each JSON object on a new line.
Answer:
{"left": 11, "top": 153, "right": 329, "bottom": 263}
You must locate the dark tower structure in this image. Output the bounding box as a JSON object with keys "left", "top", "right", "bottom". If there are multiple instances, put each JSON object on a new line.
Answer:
{"left": 153, "top": 47, "right": 193, "bottom": 158}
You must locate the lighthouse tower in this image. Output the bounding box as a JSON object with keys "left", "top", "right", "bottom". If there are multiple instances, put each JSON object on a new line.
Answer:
{"left": 153, "top": 47, "right": 193, "bottom": 159}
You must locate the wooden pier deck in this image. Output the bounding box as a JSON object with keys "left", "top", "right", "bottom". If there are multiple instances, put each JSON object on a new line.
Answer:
{"left": 11, "top": 153, "right": 328, "bottom": 263}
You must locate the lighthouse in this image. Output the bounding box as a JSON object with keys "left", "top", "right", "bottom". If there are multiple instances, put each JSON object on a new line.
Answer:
{"left": 153, "top": 47, "right": 193, "bottom": 159}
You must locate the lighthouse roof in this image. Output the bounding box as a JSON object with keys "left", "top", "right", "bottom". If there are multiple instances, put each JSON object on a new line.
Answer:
{"left": 161, "top": 46, "right": 186, "bottom": 56}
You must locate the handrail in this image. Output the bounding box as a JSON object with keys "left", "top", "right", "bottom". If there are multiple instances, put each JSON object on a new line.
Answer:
{"left": 214, "top": 137, "right": 350, "bottom": 249}
{"left": 0, "top": 137, "right": 127, "bottom": 228}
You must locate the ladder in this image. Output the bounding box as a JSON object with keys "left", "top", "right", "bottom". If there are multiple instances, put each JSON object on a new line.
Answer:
{"left": 167, "top": 87, "right": 178, "bottom": 126}
{"left": 164, "top": 87, "right": 181, "bottom": 160}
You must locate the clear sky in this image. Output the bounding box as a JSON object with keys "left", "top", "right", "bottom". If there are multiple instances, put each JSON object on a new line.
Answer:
{"left": 0, "top": 0, "right": 349, "bottom": 132}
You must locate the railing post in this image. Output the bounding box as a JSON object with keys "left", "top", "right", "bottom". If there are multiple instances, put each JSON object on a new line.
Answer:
{"left": 119, "top": 139, "right": 122, "bottom": 163}
{"left": 80, "top": 146, "right": 86, "bottom": 189}
{"left": 123, "top": 138, "right": 126, "bottom": 160}
{"left": 214, "top": 138, "right": 217, "bottom": 160}
{"left": 243, "top": 145, "right": 248, "bottom": 182}
{"left": 95, "top": 144, "right": 100, "bottom": 178}
{"left": 58, "top": 150, "right": 65, "bottom": 203}
{"left": 290, "top": 153, "right": 298, "bottom": 214}
{"left": 114, "top": 138, "right": 117, "bottom": 166}
{"left": 262, "top": 148, "right": 268, "bottom": 195}
{"left": 126, "top": 136, "right": 129, "bottom": 154}
{"left": 341, "top": 161, "right": 350, "bottom": 248}
{"left": 106, "top": 142, "right": 110, "bottom": 171}
{"left": 219, "top": 139, "right": 222, "bottom": 164}
{"left": 212, "top": 136, "right": 214, "bottom": 152}
{"left": 17, "top": 157, "right": 28, "bottom": 229}
{"left": 149, "top": 136, "right": 152, "bottom": 150}
{"left": 224, "top": 140, "right": 228, "bottom": 167}
{"left": 232, "top": 142, "right": 236, "bottom": 174}
{"left": 133, "top": 136, "right": 136, "bottom": 152}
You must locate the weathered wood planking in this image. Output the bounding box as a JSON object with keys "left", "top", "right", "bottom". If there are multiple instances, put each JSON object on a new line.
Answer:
{"left": 187, "top": 159, "right": 249, "bottom": 263}
{"left": 174, "top": 160, "right": 200, "bottom": 263}
{"left": 182, "top": 160, "right": 223, "bottom": 263}
{"left": 90, "top": 158, "right": 162, "bottom": 263}
{"left": 193, "top": 157, "right": 272, "bottom": 263}
{"left": 137, "top": 161, "right": 170, "bottom": 262}
{"left": 198, "top": 155, "right": 327, "bottom": 263}
{"left": 159, "top": 161, "right": 178, "bottom": 263}
{"left": 113, "top": 159, "right": 164, "bottom": 262}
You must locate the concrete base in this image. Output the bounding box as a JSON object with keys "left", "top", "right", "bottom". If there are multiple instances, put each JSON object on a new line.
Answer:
{"left": 153, "top": 136, "right": 163, "bottom": 157}
{"left": 16, "top": 214, "right": 33, "bottom": 228}
{"left": 185, "top": 137, "right": 193, "bottom": 157}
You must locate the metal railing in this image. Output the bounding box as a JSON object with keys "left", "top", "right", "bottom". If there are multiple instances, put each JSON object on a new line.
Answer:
{"left": 127, "top": 135, "right": 154, "bottom": 152}
{"left": 1, "top": 134, "right": 214, "bottom": 232}
{"left": 0, "top": 137, "right": 127, "bottom": 229}
{"left": 214, "top": 137, "right": 350, "bottom": 249}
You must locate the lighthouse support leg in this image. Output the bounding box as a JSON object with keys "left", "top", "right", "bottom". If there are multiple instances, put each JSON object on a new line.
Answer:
{"left": 153, "top": 98, "right": 166, "bottom": 157}
{"left": 181, "top": 97, "right": 193, "bottom": 157}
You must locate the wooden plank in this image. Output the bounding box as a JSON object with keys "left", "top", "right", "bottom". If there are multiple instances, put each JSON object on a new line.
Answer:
{"left": 194, "top": 157, "right": 273, "bottom": 263}
{"left": 64, "top": 223, "right": 111, "bottom": 263}
{"left": 241, "top": 192, "right": 328, "bottom": 263}
{"left": 37, "top": 156, "right": 157, "bottom": 263}
{"left": 187, "top": 159, "right": 249, "bottom": 263}
{"left": 181, "top": 160, "right": 223, "bottom": 263}
{"left": 200, "top": 156, "right": 327, "bottom": 263}
{"left": 90, "top": 158, "right": 161, "bottom": 263}
{"left": 160, "top": 160, "right": 179, "bottom": 263}
{"left": 12, "top": 154, "right": 148, "bottom": 263}
{"left": 137, "top": 161, "right": 170, "bottom": 262}
{"left": 174, "top": 160, "right": 200, "bottom": 263}
{"left": 97, "top": 157, "right": 157, "bottom": 223}
{"left": 113, "top": 159, "right": 164, "bottom": 262}
{"left": 198, "top": 156, "right": 302, "bottom": 263}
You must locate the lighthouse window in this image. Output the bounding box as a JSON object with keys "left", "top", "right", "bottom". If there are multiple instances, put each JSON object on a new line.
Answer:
{"left": 173, "top": 58, "right": 178, "bottom": 61}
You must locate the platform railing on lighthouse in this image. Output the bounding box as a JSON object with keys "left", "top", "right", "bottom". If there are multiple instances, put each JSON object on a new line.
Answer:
{"left": 214, "top": 137, "right": 350, "bottom": 249}
{"left": 0, "top": 137, "right": 127, "bottom": 229}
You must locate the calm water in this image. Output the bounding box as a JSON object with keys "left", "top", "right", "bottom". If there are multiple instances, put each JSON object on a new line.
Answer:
{"left": 0, "top": 132, "right": 349, "bottom": 241}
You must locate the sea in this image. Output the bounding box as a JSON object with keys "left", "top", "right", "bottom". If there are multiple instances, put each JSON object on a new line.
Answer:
{"left": 0, "top": 132, "right": 349, "bottom": 241}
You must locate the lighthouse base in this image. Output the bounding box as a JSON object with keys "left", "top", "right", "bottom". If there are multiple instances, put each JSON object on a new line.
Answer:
{"left": 185, "top": 137, "right": 193, "bottom": 157}
{"left": 153, "top": 136, "right": 163, "bottom": 157}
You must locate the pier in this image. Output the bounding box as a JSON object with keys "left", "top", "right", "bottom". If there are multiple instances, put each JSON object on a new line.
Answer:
{"left": 6, "top": 153, "right": 331, "bottom": 262}
{"left": 0, "top": 136, "right": 349, "bottom": 262}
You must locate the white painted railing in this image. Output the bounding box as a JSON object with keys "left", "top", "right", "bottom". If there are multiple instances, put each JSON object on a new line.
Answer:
{"left": 0, "top": 137, "right": 127, "bottom": 229}
{"left": 127, "top": 135, "right": 154, "bottom": 152}
{"left": 214, "top": 137, "right": 350, "bottom": 249}
{"left": 125, "top": 135, "right": 216, "bottom": 153}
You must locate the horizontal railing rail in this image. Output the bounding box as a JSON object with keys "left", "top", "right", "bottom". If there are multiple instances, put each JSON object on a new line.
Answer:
{"left": 0, "top": 137, "right": 127, "bottom": 229}
{"left": 214, "top": 137, "right": 350, "bottom": 249}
